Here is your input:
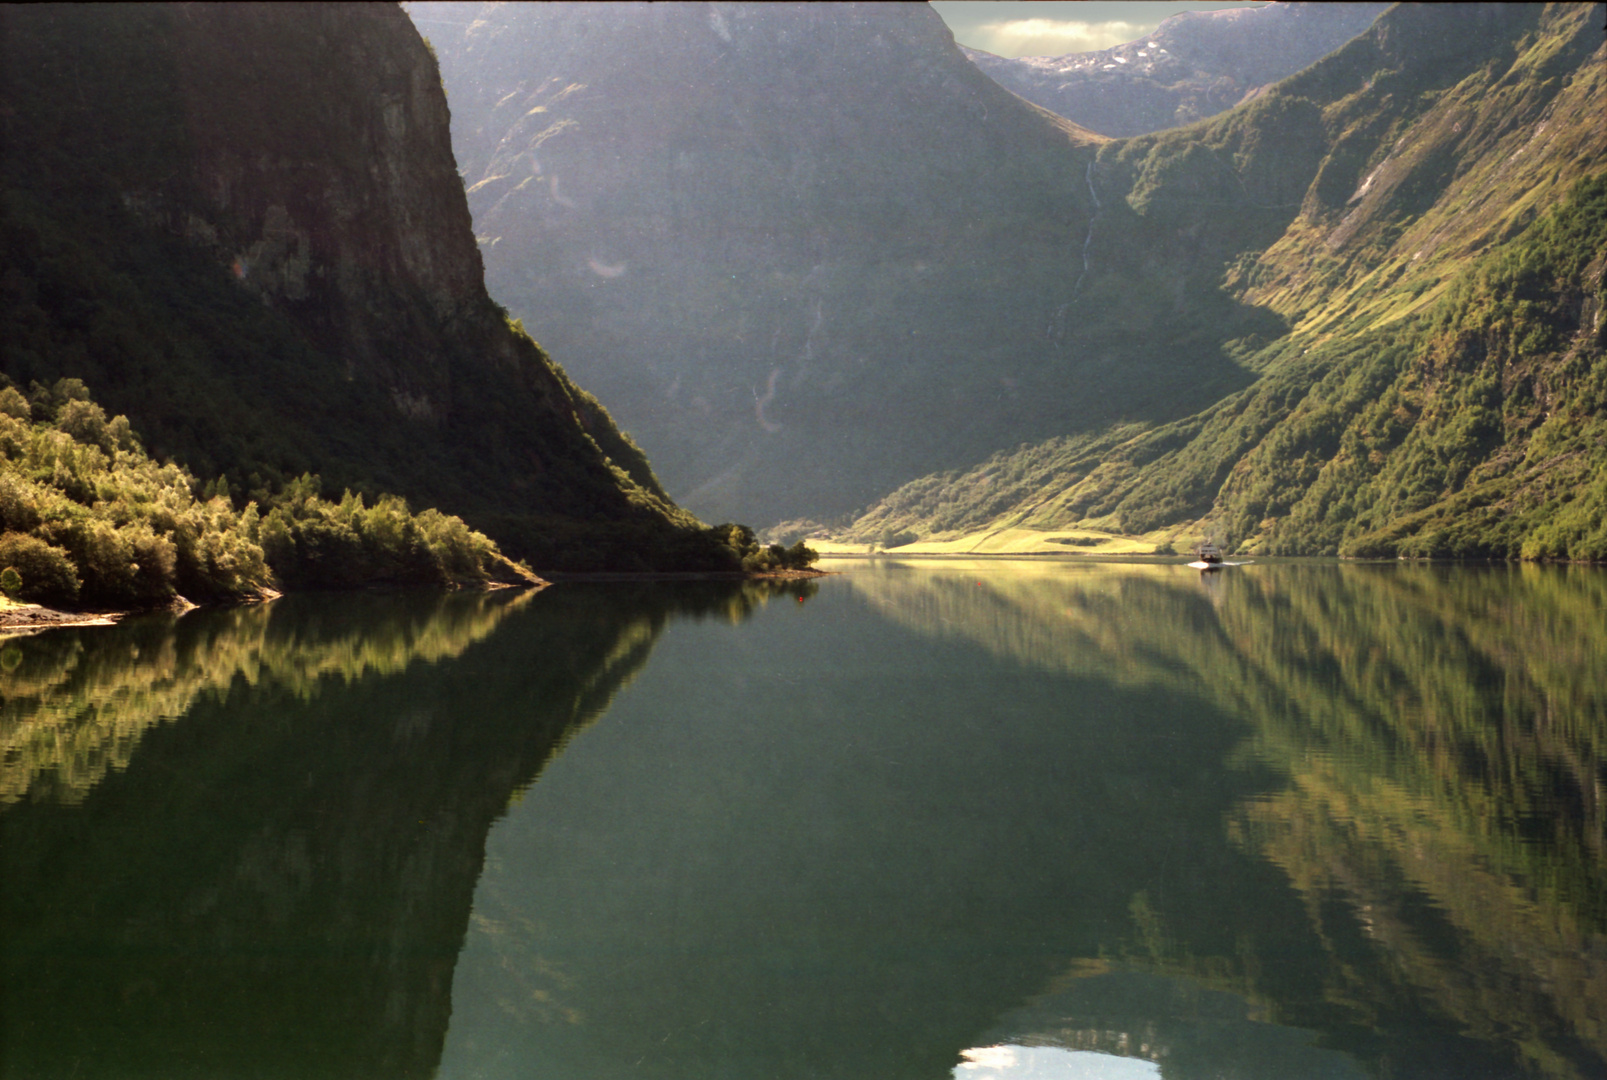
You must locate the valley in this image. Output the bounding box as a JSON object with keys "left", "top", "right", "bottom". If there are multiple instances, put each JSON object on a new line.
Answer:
{"left": 3, "top": 9, "right": 1605, "bottom": 1075}
{"left": 2, "top": 1, "right": 1603, "bottom": 611}
{"left": 415, "top": 1, "right": 1606, "bottom": 561}
{"left": 843, "top": 2, "right": 1607, "bottom": 559}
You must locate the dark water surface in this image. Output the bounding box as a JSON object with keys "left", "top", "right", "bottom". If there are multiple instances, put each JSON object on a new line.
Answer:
{"left": 2, "top": 562, "right": 1603, "bottom": 1079}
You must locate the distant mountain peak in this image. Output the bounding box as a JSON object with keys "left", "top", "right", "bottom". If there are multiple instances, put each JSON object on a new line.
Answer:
{"left": 962, "top": 1, "right": 1391, "bottom": 137}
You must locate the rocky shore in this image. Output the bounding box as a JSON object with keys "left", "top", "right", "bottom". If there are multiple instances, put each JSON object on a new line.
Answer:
{"left": 0, "top": 605, "right": 123, "bottom": 636}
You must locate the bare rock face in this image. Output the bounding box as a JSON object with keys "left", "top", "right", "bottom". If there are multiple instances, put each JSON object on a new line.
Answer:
{"left": 116, "top": 3, "right": 489, "bottom": 417}
{"left": 963, "top": 2, "right": 1391, "bottom": 138}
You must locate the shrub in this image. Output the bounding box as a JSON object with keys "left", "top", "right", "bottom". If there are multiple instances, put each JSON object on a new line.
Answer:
{"left": 0, "top": 380, "right": 521, "bottom": 601}
{"left": 56, "top": 399, "right": 110, "bottom": 450}
{"left": 782, "top": 540, "right": 819, "bottom": 568}
{"left": 741, "top": 540, "right": 818, "bottom": 571}
{"left": 0, "top": 387, "right": 29, "bottom": 421}
{"left": 0, "top": 533, "right": 80, "bottom": 605}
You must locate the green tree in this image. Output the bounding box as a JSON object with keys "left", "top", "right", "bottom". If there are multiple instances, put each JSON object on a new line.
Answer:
{"left": 0, "top": 534, "right": 80, "bottom": 606}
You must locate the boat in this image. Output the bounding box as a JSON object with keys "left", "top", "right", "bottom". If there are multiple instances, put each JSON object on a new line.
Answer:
{"left": 1189, "top": 540, "right": 1224, "bottom": 570}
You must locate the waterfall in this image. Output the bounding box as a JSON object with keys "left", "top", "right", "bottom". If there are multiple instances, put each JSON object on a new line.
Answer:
{"left": 1071, "top": 158, "right": 1102, "bottom": 300}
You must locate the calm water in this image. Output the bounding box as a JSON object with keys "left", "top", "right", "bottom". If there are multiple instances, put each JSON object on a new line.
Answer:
{"left": 1, "top": 561, "right": 1603, "bottom": 1079}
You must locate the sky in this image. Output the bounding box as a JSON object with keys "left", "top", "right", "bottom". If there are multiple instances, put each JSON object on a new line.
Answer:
{"left": 929, "top": 1, "right": 1271, "bottom": 57}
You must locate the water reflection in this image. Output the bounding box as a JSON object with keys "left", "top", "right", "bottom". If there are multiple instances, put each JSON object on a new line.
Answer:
{"left": 0, "top": 580, "right": 806, "bottom": 1079}
{"left": 2, "top": 564, "right": 1602, "bottom": 1079}
{"left": 970, "top": 967, "right": 1369, "bottom": 1080}
{"left": 435, "top": 561, "right": 1606, "bottom": 1079}
{"left": 845, "top": 559, "right": 1607, "bottom": 1079}
{"left": 0, "top": 588, "right": 538, "bottom": 805}
{"left": 436, "top": 566, "right": 1302, "bottom": 1079}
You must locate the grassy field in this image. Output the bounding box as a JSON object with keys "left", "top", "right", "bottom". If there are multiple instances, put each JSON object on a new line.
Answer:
{"left": 812, "top": 526, "right": 1169, "bottom": 557}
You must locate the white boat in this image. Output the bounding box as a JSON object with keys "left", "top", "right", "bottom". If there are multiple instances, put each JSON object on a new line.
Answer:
{"left": 1189, "top": 540, "right": 1224, "bottom": 570}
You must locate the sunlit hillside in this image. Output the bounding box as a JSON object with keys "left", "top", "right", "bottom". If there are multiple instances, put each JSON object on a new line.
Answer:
{"left": 842, "top": 4, "right": 1607, "bottom": 560}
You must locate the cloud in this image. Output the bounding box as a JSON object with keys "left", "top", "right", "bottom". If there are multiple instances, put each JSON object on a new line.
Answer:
{"left": 971, "top": 18, "right": 1150, "bottom": 57}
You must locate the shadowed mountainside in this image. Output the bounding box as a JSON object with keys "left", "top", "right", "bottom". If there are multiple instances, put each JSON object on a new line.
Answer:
{"left": 411, "top": 1, "right": 1284, "bottom": 525}
{"left": 0, "top": 3, "right": 742, "bottom": 571}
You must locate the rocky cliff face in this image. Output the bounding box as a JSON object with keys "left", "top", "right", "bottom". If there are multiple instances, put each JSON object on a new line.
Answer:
{"left": 962, "top": 2, "right": 1390, "bottom": 138}
{"left": 412, "top": 0, "right": 1138, "bottom": 525}
{"left": 149, "top": 4, "right": 486, "bottom": 406}
{"left": 0, "top": 3, "right": 711, "bottom": 569}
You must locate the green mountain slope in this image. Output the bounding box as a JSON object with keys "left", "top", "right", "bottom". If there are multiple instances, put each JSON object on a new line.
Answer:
{"left": 0, "top": 3, "right": 744, "bottom": 571}
{"left": 842, "top": 2, "right": 1607, "bottom": 559}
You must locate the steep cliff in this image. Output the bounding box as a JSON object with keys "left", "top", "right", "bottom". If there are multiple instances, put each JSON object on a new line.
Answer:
{"left": 0, "top": 2, "right": 726, "bottom": 570}
{"left": 842, "top": 2, "right": 1607, "bottom": 561}
{"left": 961, "top": 2, "right": 1389, "bottom": 138}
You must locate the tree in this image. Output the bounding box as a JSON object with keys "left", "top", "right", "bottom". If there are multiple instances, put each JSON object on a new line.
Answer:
{"left": 0, "top": 534, "right": 80, "bottom": 605}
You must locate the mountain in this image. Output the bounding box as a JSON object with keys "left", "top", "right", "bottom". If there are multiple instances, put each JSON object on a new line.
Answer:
{"left": 0, "top": 3, "right": 743, "bottom": 571}
{"left": 841, "top": 2, "right": 1607, "bottom": 561}
{"left": 411, "top": 1, "right": 1266, "bottom": 525}
{"left": 960, "top": 2, "right": 1390, "bottom": 138}
{"left": 17, "top": 3, "right": 1591, "bottom": 566}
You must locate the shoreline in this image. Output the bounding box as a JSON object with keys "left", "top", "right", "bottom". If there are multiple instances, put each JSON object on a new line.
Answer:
{"left": 537, "top": 568, "right": 833, "bottom": 583}
{"left": 0, "top": 604, "right": 124, "bottom": 636}
{"left": 0, "top": 569, "right": 831, "bottom": 638}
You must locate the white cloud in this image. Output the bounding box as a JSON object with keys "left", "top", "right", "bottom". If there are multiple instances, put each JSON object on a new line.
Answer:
{"left": 971, "top": 18, "right": 1150, "bottom": 57}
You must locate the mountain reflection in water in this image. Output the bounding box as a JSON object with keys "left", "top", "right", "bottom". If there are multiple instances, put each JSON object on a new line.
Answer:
{"left": 0, "top": 580, "right": 807, "bottom": 1079}
{"left": 1, "top": 564, "right": 1602, "bottom": 1080}
{"left": 845, "top": 560, "right": 1607, "bottom": 1080}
